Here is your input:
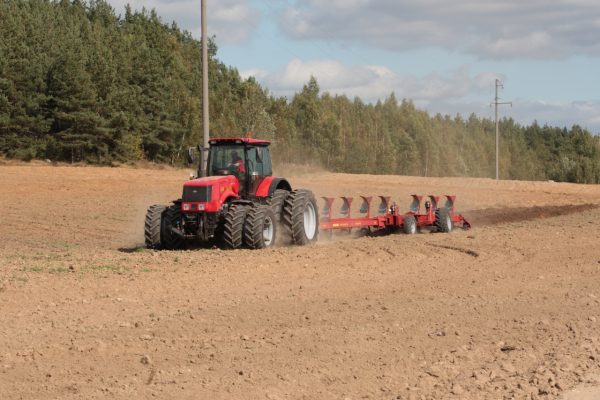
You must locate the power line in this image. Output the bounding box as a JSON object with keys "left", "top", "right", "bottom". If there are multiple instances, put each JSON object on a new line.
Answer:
{"left": 491, "top": 79, "right": 512, "bottom": 180}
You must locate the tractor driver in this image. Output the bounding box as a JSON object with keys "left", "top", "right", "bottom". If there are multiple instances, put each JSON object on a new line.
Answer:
{"left": 230, "top": 151, "right": 246, "bottom": 173}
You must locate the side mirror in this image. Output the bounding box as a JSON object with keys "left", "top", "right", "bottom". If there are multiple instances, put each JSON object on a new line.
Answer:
{"left": 186, "top": 147, "right": 196, "bottom": 164}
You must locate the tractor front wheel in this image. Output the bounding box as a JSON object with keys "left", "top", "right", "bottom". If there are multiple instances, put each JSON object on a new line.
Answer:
{"left": 244, "top": 205, "right": 277, "bottom": 249}
{"left": 221, "top": 204, "right": 249, "bottom": 249}
{"left": 145, "top": 204, "right": 166, "bottom": 249}
{"left": 161, "top": 204, "right": 185, "bottom": 249}
{"left": 144, "top": 204, "right": 185, "bottom": 249}
{"left": 282, "top": 189, "right": 319, "bottom": 245}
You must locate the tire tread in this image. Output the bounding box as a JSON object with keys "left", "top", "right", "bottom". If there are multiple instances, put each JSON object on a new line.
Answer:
{"left": 161, "top": 204, "right": 185, "bottom": 250}
{"left": 434, "top": 207, "right": 452, "bottom": 233}
{"left": 221, "top": 205, "right": 248, "bottom": 249}
{"left": 282, "top": 189, "right": 319, "bottom": 245}
{"left": 145, "top": 204, "right": 166, "bottom": 249}
{"left": 243, "top": 205, "right": 270, "bottom": 249}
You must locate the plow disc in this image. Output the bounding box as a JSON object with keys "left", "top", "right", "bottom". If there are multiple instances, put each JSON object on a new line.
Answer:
{"left": 319, "top": 194, "right": 470, "bottom": 236}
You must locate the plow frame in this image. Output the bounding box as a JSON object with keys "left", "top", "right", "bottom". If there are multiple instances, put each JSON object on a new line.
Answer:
{"left": 319, "top": 194, "right": 470, "bottom": 235}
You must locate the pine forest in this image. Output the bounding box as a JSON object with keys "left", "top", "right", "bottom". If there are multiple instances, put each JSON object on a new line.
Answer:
{"left": 1, "top": 0, "right": 599, "bottom": 183}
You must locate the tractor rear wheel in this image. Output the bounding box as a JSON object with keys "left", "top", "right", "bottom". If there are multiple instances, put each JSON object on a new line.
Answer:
{"left": 282, "top": 189, "right": 319, "bottom": 245}
{"left": 161, "top": 204, "right": 185, "bottom": 250}
{"left": 244, "top": 205, "right": 277, "bottom": 249}
{"left": 221, "top": 204, "right": 249, "bottom": 249}
{"left": 268, "top": 189, "right": 290, "bottom": 222}
{"left": 435, "top": 207, "right": 453, "bottom": 233}
{"left": 145, "top": 204, "right": 166, "bottom": 249}
{"left": 403, "top": 214, "right": 417, "bottom": 234}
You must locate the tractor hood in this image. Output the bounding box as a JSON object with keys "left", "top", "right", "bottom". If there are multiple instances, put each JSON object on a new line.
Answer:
{"left": 184, "top": 175, "right": 238, "bottom": 187}
{"left": 181, "top": 175, "right": 240, "bottom": 213}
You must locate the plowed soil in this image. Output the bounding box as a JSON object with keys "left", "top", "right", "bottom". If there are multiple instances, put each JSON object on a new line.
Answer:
{"left": 1, "top": 165, "right": 600, "bottom": 400}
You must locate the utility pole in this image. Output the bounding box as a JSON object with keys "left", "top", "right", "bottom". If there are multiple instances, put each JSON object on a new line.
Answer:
{"left": 201, "top": 0, "right": 209, "bottom": 176}
{"left": 492, "top": 79, "right": 512, "bottom": 180}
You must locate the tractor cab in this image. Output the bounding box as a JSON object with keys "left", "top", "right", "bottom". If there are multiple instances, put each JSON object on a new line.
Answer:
{"left": 206, "top": 138, "right": 272, "bottom": 196}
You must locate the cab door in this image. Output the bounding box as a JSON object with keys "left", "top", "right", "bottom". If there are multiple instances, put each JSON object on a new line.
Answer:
{"left": 246, "top": 145, "right": 272, "bottom": 195}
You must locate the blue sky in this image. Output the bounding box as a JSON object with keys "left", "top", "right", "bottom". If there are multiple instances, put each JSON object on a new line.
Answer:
{"left": 107, "top": 0, "right": 600, "bottom": 133}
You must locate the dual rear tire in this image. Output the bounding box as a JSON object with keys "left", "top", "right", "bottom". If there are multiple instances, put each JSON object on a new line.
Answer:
{"left": 281, "top": 189, "right": 319, "bottom": 245}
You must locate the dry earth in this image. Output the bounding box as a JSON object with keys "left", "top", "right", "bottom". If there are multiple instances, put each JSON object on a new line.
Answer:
{"left": 1, "top": 165, "right": 600, "bottom": 400}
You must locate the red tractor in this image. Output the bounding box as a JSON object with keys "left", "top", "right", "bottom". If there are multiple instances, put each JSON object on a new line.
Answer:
{"left": 144, "top": 138, "right": 319, "bottom": 250}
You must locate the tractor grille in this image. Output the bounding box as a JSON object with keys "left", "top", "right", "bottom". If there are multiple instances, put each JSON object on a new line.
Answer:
{"left": 182, "top": 186, "right": 211, "bottom": 202}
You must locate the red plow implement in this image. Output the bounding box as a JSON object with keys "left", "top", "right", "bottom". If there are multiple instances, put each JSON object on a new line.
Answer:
{"left": 319, "top": 195, "right": 470, "bottom": 236}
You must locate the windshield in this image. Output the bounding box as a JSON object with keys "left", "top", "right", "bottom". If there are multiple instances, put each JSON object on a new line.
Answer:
{"left": 208, "top": 145, "right": 245, "bottom": 176}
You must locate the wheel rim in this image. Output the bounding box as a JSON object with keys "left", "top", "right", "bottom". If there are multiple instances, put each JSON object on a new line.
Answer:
{"left": 409, "top": 221, "right": 416, "bottom": 234}
{"left": 445, "top": 214, "right": 452, "bottom": 231}
{"left": 303, "top": 201, "right": 317, "bottom": 240}
{"left": 263, "top": 215, "right": 274, "bottom": 246}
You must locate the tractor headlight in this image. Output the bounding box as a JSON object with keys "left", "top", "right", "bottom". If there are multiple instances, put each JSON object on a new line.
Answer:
{"left": 183, "top": 203, "right": 191, "bottom": 211}
{"left": 198, "top": 204, "right": 205, "bottom": 211}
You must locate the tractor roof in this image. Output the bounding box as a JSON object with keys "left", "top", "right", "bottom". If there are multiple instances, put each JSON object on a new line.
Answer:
{"left": 209, "top": 138, "right": 271, "bottom": 146}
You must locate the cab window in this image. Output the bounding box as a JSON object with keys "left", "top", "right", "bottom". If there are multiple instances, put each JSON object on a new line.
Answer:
{"left": 209, "top": 145, "right": 245, "bottom": 176}
{"left": 247, "top": 146, "right": 272, "bottom": 177}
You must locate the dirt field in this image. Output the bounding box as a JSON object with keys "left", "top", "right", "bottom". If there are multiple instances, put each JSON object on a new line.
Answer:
{"left": 1, "top": 164, "right": 600, "bottom": 400}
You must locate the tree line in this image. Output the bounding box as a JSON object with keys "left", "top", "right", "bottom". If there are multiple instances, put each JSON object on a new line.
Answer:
{"left": 1, "top": 0, "right": 599, "bottom": 183}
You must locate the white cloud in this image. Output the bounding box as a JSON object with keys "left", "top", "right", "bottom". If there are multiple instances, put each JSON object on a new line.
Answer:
{"left": 244, "top": 58, "right": 600, "bottom": 132}
{"left": 513, "top": 100, "right": 600, "bottom": 131}
{"left": 256, "top": 59, "right": 380, "bottom": 94}
{"left": 426, "top": 99, "right": 600, "bottom": 132}
{"left": 244, "top": 58, "right": 502, "bottom": 101}
{"left": 239, "top": 68, "right": 269, "bottom": 80}
{"left": 475, "top": 31, "right": 554, "bottom": 59}
{"left": 279, "top": 0, "right": 600, "bottom": 59}
{"left": 106, "top": 0, "right": 260, "bottom": 43}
